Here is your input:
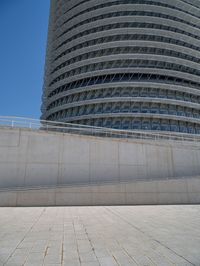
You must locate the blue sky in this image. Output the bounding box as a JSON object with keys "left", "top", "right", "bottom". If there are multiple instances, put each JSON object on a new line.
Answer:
{"left": 0, "top": 0, "right": 50, "bottom": 119}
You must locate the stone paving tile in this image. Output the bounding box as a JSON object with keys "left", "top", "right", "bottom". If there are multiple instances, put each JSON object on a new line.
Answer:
{"left": 0, "top": 206, "right": 200, "bottom": 266}
{"left": 79, "top": 253, "right": 97, "bottom": 263}
{"left": 81, "top": 262, "right": 99, "bottom": 266}
{"left": 98, "top": 256, "right": 118, "bottom": 266}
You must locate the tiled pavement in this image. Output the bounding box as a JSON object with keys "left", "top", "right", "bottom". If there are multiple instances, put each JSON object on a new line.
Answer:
{"left": 0, "top": 206, "right": 200, "bottom": 266}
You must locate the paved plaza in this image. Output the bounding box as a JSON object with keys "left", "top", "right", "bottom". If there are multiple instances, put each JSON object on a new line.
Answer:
{"left": 0, "top": 206, "right": 200, "bottom": 266}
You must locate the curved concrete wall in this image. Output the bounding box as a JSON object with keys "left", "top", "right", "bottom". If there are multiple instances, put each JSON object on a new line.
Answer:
{"left": 0, "top": 127, "right": 200, "bottom": 206}
{"left": 41, "top": 0, "right": 200, "bottom": 134}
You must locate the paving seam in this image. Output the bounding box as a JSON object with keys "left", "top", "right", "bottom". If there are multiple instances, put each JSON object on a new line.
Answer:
{"left": 104, "top": 206, "right": 196, "bottom": 266}
{"left": 3, "top": 207, "right": 46, "bottom": 266}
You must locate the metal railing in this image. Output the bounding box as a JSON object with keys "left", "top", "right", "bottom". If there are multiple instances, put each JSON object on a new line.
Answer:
{"left": 0, "top": 116, "right": 200, "bottom": 143}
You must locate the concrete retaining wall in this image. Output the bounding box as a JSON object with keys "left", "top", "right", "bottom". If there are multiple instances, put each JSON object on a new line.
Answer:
{"left": 0, "top": 127, "right": 200, "bottom": 206}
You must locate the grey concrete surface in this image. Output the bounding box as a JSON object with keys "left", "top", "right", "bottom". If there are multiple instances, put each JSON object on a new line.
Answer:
{"left": 0, "top": 127, "right": 200, "bottom": 189}
{"left": 1, "top": 176, "right": 200, "bottom": 206}
{"left": 0, "top": 206, "right": 200, "bottom": 266}
{"left": 1, "top": 127, "right": 200, "bottom": 206}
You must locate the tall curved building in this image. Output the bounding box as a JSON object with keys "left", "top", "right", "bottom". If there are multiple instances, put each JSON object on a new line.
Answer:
{"left": 41, "top": 0, "right": 200, "bottom": 134}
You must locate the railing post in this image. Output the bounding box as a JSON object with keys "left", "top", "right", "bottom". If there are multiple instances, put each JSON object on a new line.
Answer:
{"left": 1, "top": 116, "right": 200, "bottom": 144}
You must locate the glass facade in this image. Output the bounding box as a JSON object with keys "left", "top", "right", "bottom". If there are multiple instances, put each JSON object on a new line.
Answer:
{"left": 41, "top": 0, "right": 200, "bottom": 133}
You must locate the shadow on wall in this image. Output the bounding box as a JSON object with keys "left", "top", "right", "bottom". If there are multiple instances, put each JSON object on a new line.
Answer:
{"left": 0, "top": 176, "right": 200, "bottom": 206}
